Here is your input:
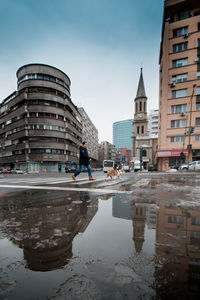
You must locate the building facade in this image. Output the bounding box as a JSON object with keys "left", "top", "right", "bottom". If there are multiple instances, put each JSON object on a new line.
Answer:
{"left": 113, "top": 119, "right": 134, "bottom": 150}
{"left": 121, "top": 148, "right": 132, "bottom": 166}
{"left": 132, "top": 69, "right": 158, "bottom": 168}
{"left": 98, "top": 141, "right": 121, "bottom": 167}
{"left": 0, "top": 64, "right": 82, "bottom": 172}
{"left": 78, "top": 107, "right": 98, "bottom": 166}
{"left": 157, "top": 0, "right": 200, "bottom": 171}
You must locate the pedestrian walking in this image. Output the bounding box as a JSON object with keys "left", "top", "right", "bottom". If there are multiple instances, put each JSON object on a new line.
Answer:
{"left": 72, "top": 141, "right": 95, "bottom": 181}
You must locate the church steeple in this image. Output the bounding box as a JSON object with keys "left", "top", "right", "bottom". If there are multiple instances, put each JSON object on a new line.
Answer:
{"left": 135, "top": 68, "right": 147, "bottom": 99}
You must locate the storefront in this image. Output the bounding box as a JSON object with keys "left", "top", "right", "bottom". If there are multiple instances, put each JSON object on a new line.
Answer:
{"left": 156, "top": 149, "right": 189, "bottom": 171}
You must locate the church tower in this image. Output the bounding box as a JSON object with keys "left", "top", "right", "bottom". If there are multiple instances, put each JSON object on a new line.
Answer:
{"left": 132, "top": 68, "right": 148, "bottom": 158}
{"left": 134, "top": 68, "right": 148, "bottom": 135}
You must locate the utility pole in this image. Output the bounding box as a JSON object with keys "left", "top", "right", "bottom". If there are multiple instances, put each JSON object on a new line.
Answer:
{"left": 187, "top": 84, "right": 196, "bottom": 165}
{"left": 139, "top": 146, "right": 143, "bottom": 171}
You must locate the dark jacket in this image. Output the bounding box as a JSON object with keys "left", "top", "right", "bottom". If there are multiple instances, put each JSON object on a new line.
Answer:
{"left": 79, "top": 146, "right": 90, "bottom": 166}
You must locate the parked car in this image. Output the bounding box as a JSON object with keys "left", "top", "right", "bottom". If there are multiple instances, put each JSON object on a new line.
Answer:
{"left": 148, "top": 164, "right": 157, "bottom": 171}
{"left": 2, "top": 169, "right": 10, "bottom": 174}
{"left": 170, "top": 164, "right": 179, "bottom": 170}
{"left": 122, "top": 165, "right": 130, "bottom": 172}
{"left": 179, "top": 163, "right": 188, "bottom": 170}
{"left": 2, "top": 168, "right": 11, "bottom": 174}
{"left": 188, "top": 161, "right": 200, "bottom": 171}
{"left": 134, "top": 161, "right": 143, "bottom": 172}
{"left": 11, "top": 168, "right": 24, "bottom": 174}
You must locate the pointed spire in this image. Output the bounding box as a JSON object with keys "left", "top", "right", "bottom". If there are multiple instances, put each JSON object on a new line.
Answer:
{"left": 135, "top": 68, "right": 146, "bottom": 99}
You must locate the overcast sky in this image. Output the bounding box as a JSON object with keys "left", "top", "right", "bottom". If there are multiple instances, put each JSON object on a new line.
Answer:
{"left": 0, "top": 0, "right": 163, "bottom": 142}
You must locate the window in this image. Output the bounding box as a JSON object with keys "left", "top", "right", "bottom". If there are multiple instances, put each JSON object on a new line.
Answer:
{"left": 172, "top": 73, "right": 188, "bottom": 83}
{"left": 137, "top": 126, "right": 139, "bottom": 134}
{"left": 136, "top": 103, "right": 138, "bottom": 112}
{"left": 141, "top": 126, "right": 144, "bottom": 134}
{"left": 171, "top": 104, "right": 187, "bottom": 113}
{"left": 195, "top": 135, "right": 200, "bottom": 142}
{"left": 142, "top": 149, "right": 146, "bottom": 156}
{"left": 198, "top": 23, "right": 200, "bottom": 31}
{"left": 172, "top": 58, "right": 188, "bottom": 68}
{"left": 196, "top": 118, "right": 200, "bottom": 126}
{"left": 178, "top": 10, "right": 191, "bottom": 20}
{"left": 173, "top": 26, "right": 188, "bottom": 38}
{"left": 172, "top": 89, "right": 187, "bottom": 98}
{"left": 192, "top": 217, "right": 200, "bottom": 225}
{"left": 196, "top": 95, "right": 200, "bottom": 110}
{"left": 45, "top": 149, "right": 51, "bottom": 153}
{"left": 171, "top": 119, "right": 186, "bottom": 128}
{"left": 170, "top": 136, "right": 185, "bottom": 143}
{"left": 168, "top": 215, "right": 183, "bottom": 224}
{"left": 139, "top": 102, "right": 142, "bottom": 111}
{"left": 173, "top": 42, "right": 188, "bottom": 53}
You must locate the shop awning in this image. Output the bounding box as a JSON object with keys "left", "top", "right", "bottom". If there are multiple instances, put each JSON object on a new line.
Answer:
{"left": 156, "top": 149, "right": 188, "bottom": 158}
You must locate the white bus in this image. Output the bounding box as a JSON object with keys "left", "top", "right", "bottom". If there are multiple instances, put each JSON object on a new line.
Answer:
{"left": 103, "top": 160, "right": 115, "bottom": 172}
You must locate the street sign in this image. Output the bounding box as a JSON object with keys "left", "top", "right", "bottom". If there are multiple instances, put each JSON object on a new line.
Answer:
{"left": 122, "top": 156, "right": 126, "bottom": 163}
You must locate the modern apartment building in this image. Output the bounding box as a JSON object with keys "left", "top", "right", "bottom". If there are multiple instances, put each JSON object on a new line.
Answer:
{"left": 98, "top": 141, "right": 121, "bottom": 167}
{"left": 113, "top": 119, "right": 134, "bottom": 150}
{"left": 0, "top": 64, "right": 82, "bottom": 172}
{"left": 78, "top": 107, "right": 98, "bottom": 165}
{"left": 148, "top": 109, "right": 159, "bottom": 136}
{"left": 157, "top": 0, "right": 200, "bottom": 171}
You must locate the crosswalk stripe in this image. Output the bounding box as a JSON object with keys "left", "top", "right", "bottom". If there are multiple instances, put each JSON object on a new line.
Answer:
{"left": 0, "top": 184, "right": 132, "bottom": 194}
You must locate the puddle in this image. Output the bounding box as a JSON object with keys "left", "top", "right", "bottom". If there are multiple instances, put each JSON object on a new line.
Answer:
{"left": 0, "top": 175, "right": 200, "bottom": 299}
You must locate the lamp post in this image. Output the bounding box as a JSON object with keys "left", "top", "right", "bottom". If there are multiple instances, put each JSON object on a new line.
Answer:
{"left": 139, "top": 146, "right": 143, "bottom": 171}
{"left": 187, "top": 84, "right": 196, "bottom": 165}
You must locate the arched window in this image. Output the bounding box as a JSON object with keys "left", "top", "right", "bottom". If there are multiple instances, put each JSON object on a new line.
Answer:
{"left": 142, "top": 149, "right": 147, "bottom": 156}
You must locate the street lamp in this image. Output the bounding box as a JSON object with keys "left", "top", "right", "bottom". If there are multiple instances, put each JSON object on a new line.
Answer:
{"left": 139, "top": 146, "right": 143, "bottom": 171}
{"left": 187, "top": 84, "right": 196, "bottom": 165}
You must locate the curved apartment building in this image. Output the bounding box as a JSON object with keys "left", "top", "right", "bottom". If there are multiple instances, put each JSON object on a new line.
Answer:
{"left": 0, "top": 64, "right": 82, "bottom": 172}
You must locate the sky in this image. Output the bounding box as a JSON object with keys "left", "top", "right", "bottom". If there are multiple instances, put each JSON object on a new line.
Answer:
{"left": 0, "top": 0, "right": 164, "bottom": 143}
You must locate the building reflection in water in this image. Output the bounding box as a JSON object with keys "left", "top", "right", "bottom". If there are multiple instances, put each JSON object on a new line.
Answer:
{"left": 112, "top": 194, "right": 157, "bottom": 253}
{"left": 112, "top": 187, "right": 200, "bottom": 298}
{"left": 0, "top": 190, "right": 99, "bottom": 271}
{"left": 155, "top": 197, "right": 200, "bottom": 298}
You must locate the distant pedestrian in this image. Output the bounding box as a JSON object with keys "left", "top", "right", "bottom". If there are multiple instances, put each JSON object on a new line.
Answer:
{"left": 72, "top": 141, "right": 95, "bottom": 181}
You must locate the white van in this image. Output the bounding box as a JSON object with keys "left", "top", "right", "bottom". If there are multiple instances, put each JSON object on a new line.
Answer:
{"left": 189, "top": 161, "right": 200, "bottom": 171}
{"left": 122, "top": 165, "right": 130, "bottom": 172}
{"left": 134, "top": 160, "right": 142, "bottom": 172}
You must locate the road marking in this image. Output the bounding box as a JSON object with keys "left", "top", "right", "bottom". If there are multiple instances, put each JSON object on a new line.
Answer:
{"left": 132, "top": 178, "right": 151, "bottom": 187}
{"left": 0, "top": 184, "right": 132, "bottom": 194}
{"left": 0, "top": 177, "right": 90, "bottom": 184}
{"left": 71, "top": 178, "right": 104, "bottom": 185}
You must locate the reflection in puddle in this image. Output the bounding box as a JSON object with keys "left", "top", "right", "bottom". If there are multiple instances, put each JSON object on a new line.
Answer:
{"left": 0, "top": 176, "right": 200, "bottom": 299}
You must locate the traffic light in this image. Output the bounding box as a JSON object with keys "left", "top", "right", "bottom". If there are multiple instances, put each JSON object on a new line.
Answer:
{"left": 180, "top": 152, "right": 185, "bottom": 160}
{"left": 190, "top": 126, "right": 194, "bottom": 134}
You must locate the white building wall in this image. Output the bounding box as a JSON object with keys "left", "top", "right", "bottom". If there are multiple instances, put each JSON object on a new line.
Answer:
{"left": 148, "top": 109, "right": 159, "bottom": 137}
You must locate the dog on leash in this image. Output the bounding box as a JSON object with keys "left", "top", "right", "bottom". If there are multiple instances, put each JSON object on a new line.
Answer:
{"left": 106, "top": 169, "right": 120, "bottom": 180}
{"left": 106, "top": 168, "right": 126, "bottom": 180}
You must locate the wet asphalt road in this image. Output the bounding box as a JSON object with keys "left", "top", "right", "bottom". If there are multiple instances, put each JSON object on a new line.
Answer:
{"left": 0, "top": 171, "right": 200, "bottom": 299}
